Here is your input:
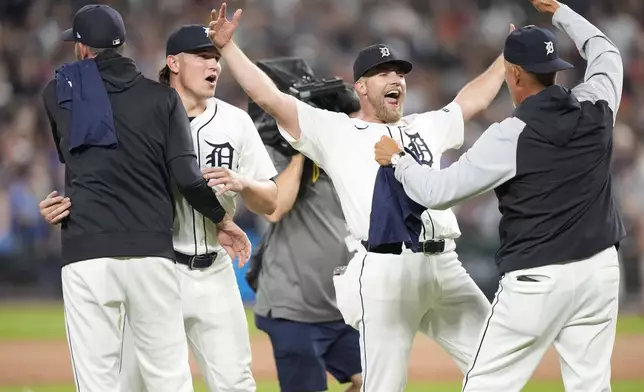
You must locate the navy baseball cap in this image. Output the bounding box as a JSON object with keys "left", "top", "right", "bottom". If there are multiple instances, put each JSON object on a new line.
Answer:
{"left": 504, "top": 26, "right": 573, "bottom": 74}
{"left": 353, "top": 44, "right": 413, "bottom": 82}
{"left": 166, "top": 25, "right": 217, "bottom": 57}
{"left": 61, "top": 4, "right": 126, "bottom": 48}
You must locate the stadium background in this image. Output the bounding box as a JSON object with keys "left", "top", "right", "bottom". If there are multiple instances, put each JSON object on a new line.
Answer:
{"left": 0, "top": 0, "right": 643, "bottom": 390}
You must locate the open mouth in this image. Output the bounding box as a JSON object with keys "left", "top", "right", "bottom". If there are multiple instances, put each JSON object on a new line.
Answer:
{"left": 384, "top": 89, "right": 401, "bottom": 105}
{"left": 205, "top": 75, "right": 217, "bottom": 85}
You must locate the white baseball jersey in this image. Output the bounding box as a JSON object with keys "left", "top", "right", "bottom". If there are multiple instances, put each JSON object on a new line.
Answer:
{"left": 173, "top": 98, "right": 277, "bottom": 256}
{"left": 277, "top": 99, "right": 464, "bottom": 242}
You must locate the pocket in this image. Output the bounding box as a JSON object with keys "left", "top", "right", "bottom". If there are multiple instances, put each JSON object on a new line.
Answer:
{"left": 504, "top": 271, "right": 556, "bottom": 295}
{"left": 332, "top": 256, "right": 364, "bottom": 329}
{"left": 333, "top": 275, "right": 359, "bottom": 329}
{"left": 499, "top": 271, "right": 558, "bottom": 337}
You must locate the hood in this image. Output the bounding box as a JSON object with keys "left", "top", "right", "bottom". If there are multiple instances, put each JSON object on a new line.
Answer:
{"left": 95, "top": 51, "right": 142, "bottom": 93}
{"left": 513, "top": 85, "right": 582, "bottom": 147}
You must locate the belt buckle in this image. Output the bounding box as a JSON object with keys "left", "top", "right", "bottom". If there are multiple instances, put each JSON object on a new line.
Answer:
{"left": 188, "top": 253, "right": 216, "bottom": 270}
{"left": 421, "top": 239, "right": 445, "bottom": 256}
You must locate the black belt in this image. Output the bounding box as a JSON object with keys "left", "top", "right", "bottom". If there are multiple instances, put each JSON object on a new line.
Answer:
{"left": 175, "top": 251, "right": 218, "bottom": 270}
{"left": 361, "top": 240, "right": 445, "bottom": 255}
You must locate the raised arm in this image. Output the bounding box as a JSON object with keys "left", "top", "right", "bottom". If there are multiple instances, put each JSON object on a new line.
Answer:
{"left": 393, "top": 117, "right": 525, "bottom": 210}
{"left": 208, "top": 4, "right": 301, "bottom": 139}
{"left": 454, "top": 54, "right": 507, "bottom": 122}
{"left": 452, "top": 24, "right": 515, "bottom": 122}
{"left": 548, "top": 1, "right": 623, "bottom": 122}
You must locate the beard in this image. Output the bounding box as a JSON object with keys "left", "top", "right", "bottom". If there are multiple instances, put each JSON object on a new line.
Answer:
{"left": 368, "top": 93, "right": 403, "bottom": 124}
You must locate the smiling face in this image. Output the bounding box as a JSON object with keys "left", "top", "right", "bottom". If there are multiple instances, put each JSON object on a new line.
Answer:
{"left": 169, "top": 48, "right": 221, "bottom": 100}
{"left": 355, "top": 63, "right": 406, "bottom": 124}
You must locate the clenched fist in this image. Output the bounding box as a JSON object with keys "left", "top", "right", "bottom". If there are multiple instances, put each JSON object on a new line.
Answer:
{"left": 528, "top": 0, "right": 560, "bottom": 15}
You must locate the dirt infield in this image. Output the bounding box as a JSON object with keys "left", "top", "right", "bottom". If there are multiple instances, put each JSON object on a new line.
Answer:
{"left": 1, "top": 335, "right": 643, "bottom": 385}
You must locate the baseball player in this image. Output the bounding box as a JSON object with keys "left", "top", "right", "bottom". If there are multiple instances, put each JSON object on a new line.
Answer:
{"left": 206, "top": 4, "right": 509, "bottom": 391}
{"left": 376, "top": 1, "right": 625, "bottom": 391}
{"left": 251, "top": 82, "right": 363, "bottom": 392}
{"left": 39, "top": 24, "right": 278, "bottom": 392}
{"left": 41, "top": 4, "right": 253, "bottom": 391}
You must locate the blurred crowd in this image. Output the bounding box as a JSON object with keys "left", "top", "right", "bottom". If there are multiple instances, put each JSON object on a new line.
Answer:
{"left": 1, "top": 0, "right": 643, "bottom": 308}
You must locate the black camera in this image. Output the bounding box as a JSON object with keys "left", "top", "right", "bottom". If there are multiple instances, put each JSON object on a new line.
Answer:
{"left": 248, "top": 57, "right": 360, "bottom": 157}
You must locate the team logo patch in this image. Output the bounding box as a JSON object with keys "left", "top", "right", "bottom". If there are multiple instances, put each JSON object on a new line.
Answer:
{"left": 205, "top": 141, "right": 235, "bottom": 169}
{"left": 405, "top": 132, "right": 434, "bottom": 167}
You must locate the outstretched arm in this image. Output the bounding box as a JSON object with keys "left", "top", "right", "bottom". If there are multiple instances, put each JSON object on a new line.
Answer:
{"left": 208, "top": 4, "right": 301, "bottom": 139}
{"left": 454, "top": 54, "right": 507, "bottom": 123}
{"left": 452, "top": 24, "right": 514, "bottom": 122}
{"left": 393, "top": 117, "right": 525, "bottom": 210}
{"left": 547, "top": 0, "right": 623, "bottom": 123}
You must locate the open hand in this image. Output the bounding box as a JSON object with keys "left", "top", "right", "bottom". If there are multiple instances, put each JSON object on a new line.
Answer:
{"left": 202, "top": 167, "right": 246, "bottom": 196}
{"left": 374, "top": 136, "right": 403, "bottom": 166}
{"left": 528, "top": 0, "right": 560, "bottom": 14}
{"left": 39, "top": 191, "right": 71, "bottom": 225}
{"left": 217, "top": 216, "right": 251, "bottom": 267}
{"left": 208, "top": 2, "right": 242, "bottom": 50}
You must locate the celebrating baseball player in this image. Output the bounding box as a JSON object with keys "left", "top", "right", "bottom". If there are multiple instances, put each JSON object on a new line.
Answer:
{"left": 206, "top": 3, "right": 510, "bottom": 391}
{"left": 375, "top": 1, "right": 625, "bottom": 391}
{"left": 39, "top": 23, "right": 278, "bottom": 392}
{"left": 41, "top": 4, "right": 253, "bottom": 391}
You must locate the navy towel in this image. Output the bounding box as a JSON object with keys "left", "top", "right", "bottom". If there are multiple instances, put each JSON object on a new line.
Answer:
{"left": 367, "top": 149, "right": 426, "bottom": 252}
{"left": 55, "top": 59, "right": 117, "bottom": 152}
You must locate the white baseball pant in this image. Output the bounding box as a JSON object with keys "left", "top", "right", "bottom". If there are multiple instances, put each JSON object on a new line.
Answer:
{"left": 462, "top": 245, "right": 620, "bottom": 392}
{"left": 61, "top": 256, "right": 193, "bottom": 392}
{"left": 333, "top": 239, "right": 491, "bottom": 392}
{"left": 119, "top": 254, "right": 255, "bottom": 392}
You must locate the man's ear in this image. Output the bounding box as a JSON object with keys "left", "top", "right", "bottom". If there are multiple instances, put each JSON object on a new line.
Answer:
{"left": 77, "top": 43, "right": 90, "bottom": 59}
{"left": 354, "top": 79, "right": 369, "bottom": 96}
{"left": 167, "top": 55, "right": 180, "bottom": 74}
{"left": 512, "top": 64, "right": 522, "bottom": 86}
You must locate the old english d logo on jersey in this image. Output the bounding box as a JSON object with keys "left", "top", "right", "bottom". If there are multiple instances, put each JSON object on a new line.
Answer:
{"left": 205, "top": 140, "right": 235, "bottom": 169}
{"left": 406, "top": 133, "right": 434, "bottom": 167}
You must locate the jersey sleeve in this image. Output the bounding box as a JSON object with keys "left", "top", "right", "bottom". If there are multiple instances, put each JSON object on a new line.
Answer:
{"left": 276, "top": 98, "right": 348, "bottom": 168}
{"left": 394, "top": 116, "right": 524, "bottom": 210}
{"left": 414, "top": 101, "right": 465, "bottom": 153}
{"left": 237, "top": 111, "right": 278, "bottom": 181}
{"left": 554, "top": 3, "right": 623, "bottom": 124}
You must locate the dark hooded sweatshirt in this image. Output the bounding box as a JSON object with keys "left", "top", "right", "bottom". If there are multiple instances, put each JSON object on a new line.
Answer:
{"left": 392, "top": 5, "right": 626, "bottom": 274}
{"left": 492, "top": 85, "right": 626, "bottom": 274}
{"left": 43, "top": 51, "right": 225, "bottom": 265}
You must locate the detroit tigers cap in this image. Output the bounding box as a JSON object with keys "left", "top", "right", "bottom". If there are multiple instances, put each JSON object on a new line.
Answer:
{"left": 165, "top": 24, "right": 218, "bottom": 57}
{"left": 61, "top": 4, "right": 126, "bottom": 48}
{"left": 504, "top": 26, "right": 573, "bottom": 74}
{"left": 353, "top": 44, "right": 413, "bottom": 82}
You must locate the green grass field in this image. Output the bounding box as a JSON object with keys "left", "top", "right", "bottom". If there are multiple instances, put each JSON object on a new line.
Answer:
{"left": 1, "top": 302, "right": 643, "bottom": 391}
{"left": 2, "top": 302, "right": 644, "bottom": 340}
